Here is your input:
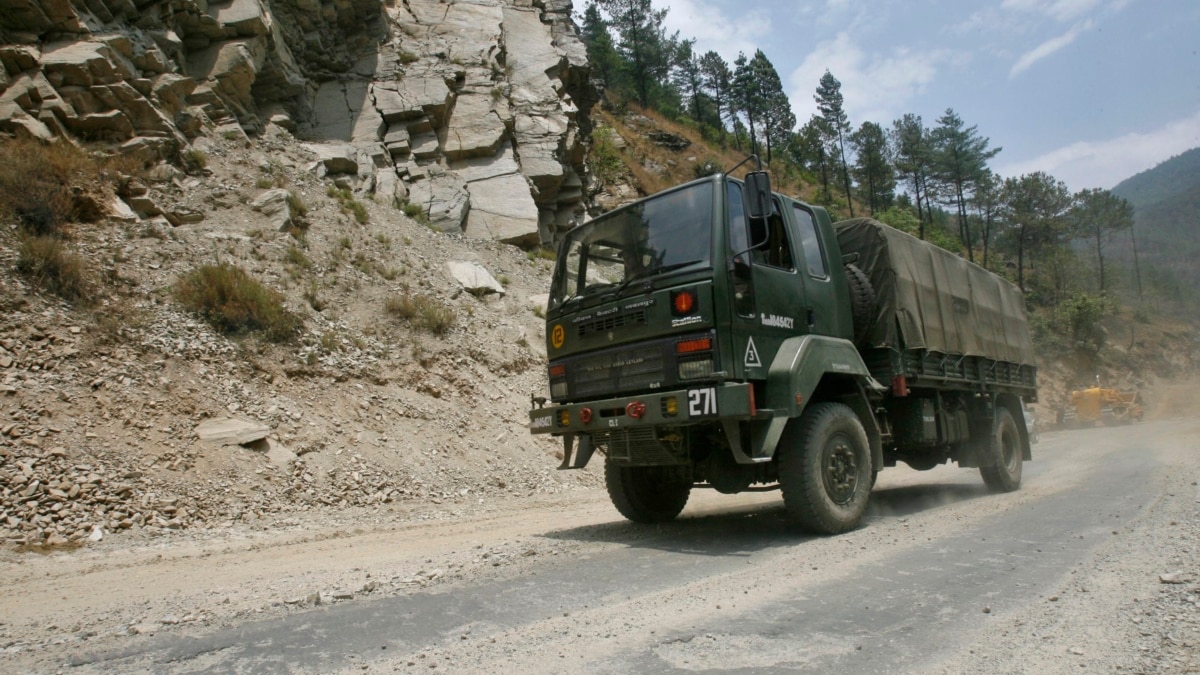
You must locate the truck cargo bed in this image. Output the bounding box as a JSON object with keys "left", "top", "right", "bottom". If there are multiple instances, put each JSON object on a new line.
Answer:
{"left": 837, "top": 218, "right": 1037, "bottom": 399}
{"left": 835, "top": 218, "right": 1037, "bottom": 368}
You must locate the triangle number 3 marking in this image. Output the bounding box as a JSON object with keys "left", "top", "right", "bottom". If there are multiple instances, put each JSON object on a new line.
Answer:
{"left": 744, "top": 337, "right": 762, "bottom": 368}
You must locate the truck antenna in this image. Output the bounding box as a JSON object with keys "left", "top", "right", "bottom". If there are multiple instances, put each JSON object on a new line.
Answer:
{"left": 724, "top": 154, "right": 763, "bottom": 176}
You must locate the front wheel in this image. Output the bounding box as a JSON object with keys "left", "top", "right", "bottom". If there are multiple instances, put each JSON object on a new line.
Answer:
{"left": 979, "top": 407, "right": 1023, "bottom": 492}
{"left": 605, "top": 463, "right": 691, "bottom": 524}
{"left": 779, "top": 402, "right": 873, "bottom": 534}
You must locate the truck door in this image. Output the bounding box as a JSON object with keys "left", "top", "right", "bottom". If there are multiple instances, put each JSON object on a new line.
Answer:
{"left": 727, "top": 183, "right": 807, "bottom": 381}
{"left": 789, "top": 203, "right": 837, "bottom": 337}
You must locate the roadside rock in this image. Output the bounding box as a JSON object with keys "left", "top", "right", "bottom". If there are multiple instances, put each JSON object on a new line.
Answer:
{"left": 446, "top": 261, "right": 505, "bottom": 297}
{"left": 196, "top": 418, "right": 272, "bottom": 446}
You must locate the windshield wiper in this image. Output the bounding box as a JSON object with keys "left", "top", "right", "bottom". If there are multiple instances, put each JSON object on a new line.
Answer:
{"left": 649, "top": 260, "right": 702, "bottom": 276}
{"left": 600, "top": 260, "right": 703, "bottom": 301}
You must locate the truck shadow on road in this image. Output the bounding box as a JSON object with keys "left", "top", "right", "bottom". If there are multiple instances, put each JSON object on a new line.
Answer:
{"left": 541, "top": 482, "right": 990, "bottom": 557}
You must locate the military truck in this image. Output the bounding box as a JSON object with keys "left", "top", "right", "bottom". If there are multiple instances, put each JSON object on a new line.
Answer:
{"left": 529, "top": 165, "right": 1037, "bottom": 534}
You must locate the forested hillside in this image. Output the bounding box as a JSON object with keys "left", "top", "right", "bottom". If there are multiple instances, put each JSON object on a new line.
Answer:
{"left": 1110, "top": 148, "right": 1200, "bottom": 294}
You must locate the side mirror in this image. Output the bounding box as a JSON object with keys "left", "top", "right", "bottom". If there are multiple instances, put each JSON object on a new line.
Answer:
{"left": 744, "top": 170, "right": 772, "bottom": 221}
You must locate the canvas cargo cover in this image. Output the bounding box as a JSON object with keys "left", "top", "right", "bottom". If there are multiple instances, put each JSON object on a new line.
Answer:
{"left": 835, "top": 218, "right": 1036, "bottom": 366}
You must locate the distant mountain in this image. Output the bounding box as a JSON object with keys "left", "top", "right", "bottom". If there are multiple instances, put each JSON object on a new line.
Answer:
{"left": 1110, "top": 147, "right": 1200, "bottom": 293}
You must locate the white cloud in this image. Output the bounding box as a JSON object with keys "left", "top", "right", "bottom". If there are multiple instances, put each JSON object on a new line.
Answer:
{"left": 1009, "top": 19, "right": 1093, "bottom": 77}
{"left": 1002, "top": 0, "right": 1103, "bottom": 22}
{"left": 787, "top": 32, "right": 950, "bottom": 125}
{"left": 994, "top": 110, "right": 1200, "bottom": 191}
{"left": 655, "top": 0, "right": 768, "bottom": 63}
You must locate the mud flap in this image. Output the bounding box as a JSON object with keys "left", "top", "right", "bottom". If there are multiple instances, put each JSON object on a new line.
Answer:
{"left": 557, "top": 433, "right": 596, "bottom": 470}
{"left": 722, "top": 417, "right": 784, "bottom": 464}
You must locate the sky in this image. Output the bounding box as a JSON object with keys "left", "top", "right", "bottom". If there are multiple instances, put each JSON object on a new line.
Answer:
{"left": 646, "top": 0, "right": 1200, "bottom": 192}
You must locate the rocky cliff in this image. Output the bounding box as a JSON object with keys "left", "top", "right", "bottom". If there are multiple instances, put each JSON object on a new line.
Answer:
{"left": 0, "top": 0, "right": 597, "bottom": 245}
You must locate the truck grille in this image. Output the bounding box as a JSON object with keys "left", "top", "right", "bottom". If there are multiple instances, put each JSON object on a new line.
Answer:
{"left": 576, "top": 310, "right": 647, "bottom": 337}
{"left": 573, "top": 345, "right": 664, "bottom": 398}
{"left": 595, "top": 427, "right": 687, "bottom": 466}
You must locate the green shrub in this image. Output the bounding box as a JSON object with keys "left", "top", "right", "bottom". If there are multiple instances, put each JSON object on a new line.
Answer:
{"left": 174, "top": 263, "right": 300, "bottom": 341}
{"left": 287, "top": 190, "right": 308, "bottom": 218}
{"left": 303, "top": 280, "right": 325, "bottom": 311}
{"left": 1059, "top": 293, "right": 1114, "bottom": 357}
{"left": 352, "top": 251, "right": 374, "bottom": 275}
{"left": 284, "top": 245, "right": 311, "bottom": 270}
{"left": 345, "top": 199, "right": 368, "bottom": 224}
{"left": 401, "top": 201, "right": 427, "bottom": 223}
{"left": 526, "top": 247, "right": 557, "bottom": 262}
{"left": 16, "top": 236, "right": 96, "bottom": 304}
{"left": 328, "top": 185, "right": 369, "bottom": 223}
{"left": 589, "top": 126, "right": 625, "bottom": 186}
{"left": 182, "top": 148, "right": 208, "bottom": 174}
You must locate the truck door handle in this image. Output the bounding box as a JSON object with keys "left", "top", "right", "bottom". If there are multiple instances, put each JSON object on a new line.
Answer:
{"left": 806, "top": 308, "right": 816, "bottom": 329}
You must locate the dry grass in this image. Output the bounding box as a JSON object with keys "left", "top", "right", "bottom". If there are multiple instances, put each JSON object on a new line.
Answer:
{"left": 384, "top": 292, "right": 456, "bottom": 335}
{"left": 598, "top": 103, "right": 828, "bottom": 209}
{"left": 174, "top": 263, "right": 301, "bottom": 342}
{"left": 15, "top": 235, "right": 97, "bottom": 304}
{"left": 0, "top": 138, "right": 117, "bottom": 236}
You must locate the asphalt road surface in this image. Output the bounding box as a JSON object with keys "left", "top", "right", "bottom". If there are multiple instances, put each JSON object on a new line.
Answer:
{"left": 8, "top": 418, "right": 1199, "bottom": 674}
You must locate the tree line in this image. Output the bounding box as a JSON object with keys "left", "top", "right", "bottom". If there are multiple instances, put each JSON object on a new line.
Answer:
{"left": 580, "top": 0, "right": 1165, "bottom": 344}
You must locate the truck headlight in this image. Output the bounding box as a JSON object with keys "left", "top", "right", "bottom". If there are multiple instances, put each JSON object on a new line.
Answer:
{"left": 678, "top": 357, "right": 713, "bottom": 380}
{"left": 550, "top": 380, "right": 568, "bottom": 399}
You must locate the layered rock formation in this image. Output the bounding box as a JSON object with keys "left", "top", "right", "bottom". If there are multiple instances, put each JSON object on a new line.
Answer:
{"left": 0, "top": 0, "right": 596, "bottom": 245}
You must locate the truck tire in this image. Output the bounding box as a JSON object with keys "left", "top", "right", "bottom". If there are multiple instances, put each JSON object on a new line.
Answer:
{"left": 845, "top": 263, "right": 875, "bottom": 346}
{"left": 979, "top": 407, "right": 1022, "bottom": 492}
{"left": 779, "top": 402, "right": 873, "bottom": 534}
{"left": 605, "top": 463, "right": 691, "bottom": 524}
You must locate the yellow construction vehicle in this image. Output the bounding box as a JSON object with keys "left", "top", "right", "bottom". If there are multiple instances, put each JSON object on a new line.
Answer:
{"left": 1061, "top": 381, "right": 1144, "bottom": 428}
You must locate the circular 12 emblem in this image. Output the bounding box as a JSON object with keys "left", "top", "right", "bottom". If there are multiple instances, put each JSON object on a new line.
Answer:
{"left": 551, "top": 324, "right": 565, "bottom": 349}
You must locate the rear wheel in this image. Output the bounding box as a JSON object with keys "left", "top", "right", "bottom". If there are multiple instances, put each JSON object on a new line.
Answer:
{"left": 605, "top": 463, "right": 691, "bottom": 523}
{"left": 980, "top": 407, "right": 1023, "bottom": 492}
{"left": 779, "top": 402, "right": 873, "bottom": 534}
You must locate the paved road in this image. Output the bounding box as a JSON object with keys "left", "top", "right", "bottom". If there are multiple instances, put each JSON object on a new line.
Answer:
{"left": 67, "top": 421, "right": 1179, "bottom": 673}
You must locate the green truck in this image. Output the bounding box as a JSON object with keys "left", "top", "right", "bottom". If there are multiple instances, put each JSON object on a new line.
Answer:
{"left": 529, "top": 166, "right": 1037, "bottom": 534}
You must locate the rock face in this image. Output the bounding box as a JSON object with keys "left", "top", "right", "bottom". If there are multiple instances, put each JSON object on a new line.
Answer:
{"left": 0, "top": 0, "right": 598, "bottom": 246}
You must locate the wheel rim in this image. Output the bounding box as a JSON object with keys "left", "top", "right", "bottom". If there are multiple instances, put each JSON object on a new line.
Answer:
{"left": 822, "top": 433, "right": 859, "bottom": 505}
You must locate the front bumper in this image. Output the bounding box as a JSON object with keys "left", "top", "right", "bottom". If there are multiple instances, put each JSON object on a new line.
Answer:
{"left": 528, "top": 382, "right": 755, "bottom": 435}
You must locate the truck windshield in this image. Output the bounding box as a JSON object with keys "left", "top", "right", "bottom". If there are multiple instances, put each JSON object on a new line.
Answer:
{"left": 550, "top": 181, "right": 715, "bottom": 308}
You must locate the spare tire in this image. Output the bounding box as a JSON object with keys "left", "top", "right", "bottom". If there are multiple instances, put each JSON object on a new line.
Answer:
{"left": 845, "top": 262, "right": 875, "bottom": 346}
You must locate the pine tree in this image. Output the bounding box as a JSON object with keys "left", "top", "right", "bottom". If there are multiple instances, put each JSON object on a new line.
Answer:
{"left": 671, "top": 39, "right": 704, "bottom": 123}
{"left": 891, "top": 114, "right": 935, "bottom": 239}
{"left": 972, "top": 170, "right": 1002, "bottom": 268}
{"left": 849, "top": 121, "right": 894, "bottom": 215}
{"left": 698, "top": 51, "right": 732, "bottom": 133}
{"left": 731, "top": 53, "right": 762, "bottom": 156}
{"left": 815, "top": 70, "right": 854, "bottom": 216}
{"left": 579, "top": 2, "right": 621, "bottom": 89}
{"left": 1000, "top": 172, "right": 1072, "bottom": 292}
{"left": 931, "top": 108, "right": 1001, "bottom": 263}
{"left": 597, "top": 0, "right": 677, "bottom": 108}
{"left": 1070, "top": 188, "right": 1135, "bottom": 293}
{"left": 794, "top": 116, "right": 833, "bottom": 204}
{"left": 749, "top": 51, "right": 794, "bottom": 165}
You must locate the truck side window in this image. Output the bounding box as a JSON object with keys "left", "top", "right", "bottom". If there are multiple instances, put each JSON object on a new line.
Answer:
{"left": 726, "top": 182, "right": 755, "bottom": 316}
{"left": 792, "top": 205, "right": 827, "bottom": 278}
{"left": 727, "top": 182, "right": 748, "bottom": 252}
{"left": 754, "top": 198, "right": 793, "bottom": 271}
